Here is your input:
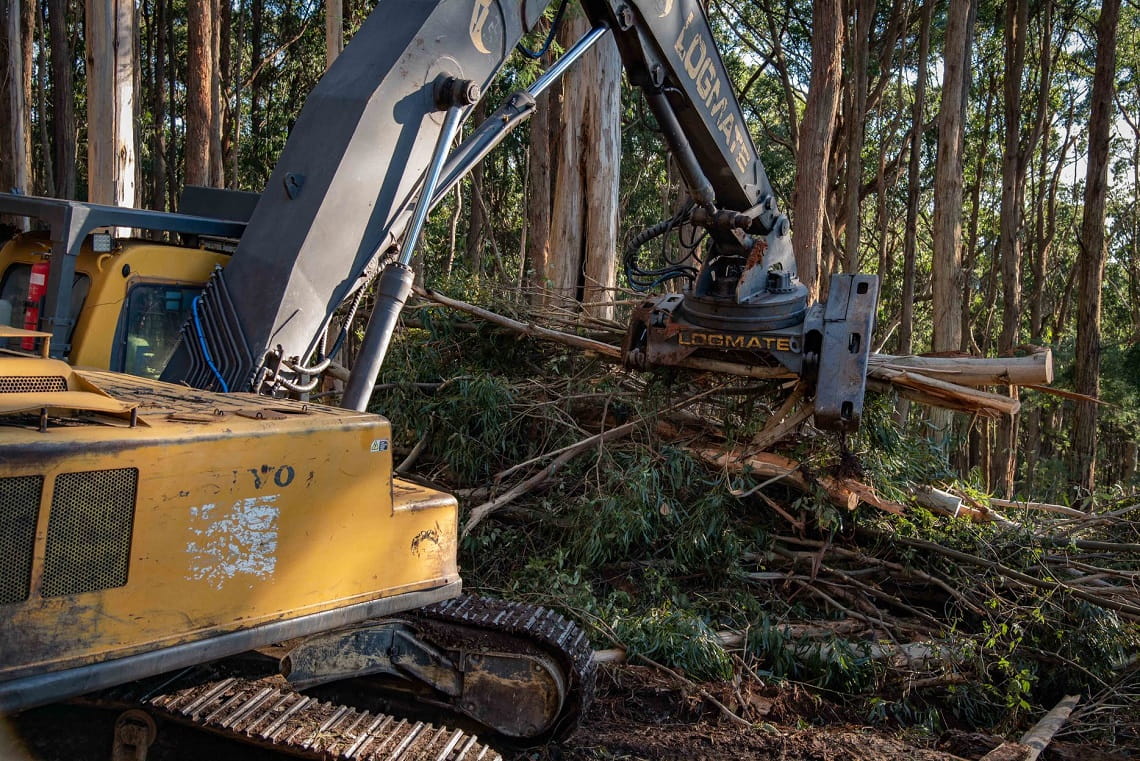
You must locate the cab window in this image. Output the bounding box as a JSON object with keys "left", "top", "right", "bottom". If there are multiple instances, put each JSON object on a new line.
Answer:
{"left": 117, "top": 285, "right": 200, "bottom": 379}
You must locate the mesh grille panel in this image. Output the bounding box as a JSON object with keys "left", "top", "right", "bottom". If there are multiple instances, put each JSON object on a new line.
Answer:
{"left": 42, "top": 468, "right": 138, "bottom": 598}
{"left": 0, "top": 476, "right": 42, "bottom": 605}
{"left": 0, "top": 376, "right": 68, "bottom": 393}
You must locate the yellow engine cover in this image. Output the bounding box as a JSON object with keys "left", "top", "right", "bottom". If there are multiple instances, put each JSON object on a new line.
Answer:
{"left": 0, "top": 363, "right": 459, "bottom": 701}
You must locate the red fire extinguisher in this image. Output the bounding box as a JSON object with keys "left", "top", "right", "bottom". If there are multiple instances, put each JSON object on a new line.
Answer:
{"left": 22, "top": 261, "right": 49, "bottom": 350}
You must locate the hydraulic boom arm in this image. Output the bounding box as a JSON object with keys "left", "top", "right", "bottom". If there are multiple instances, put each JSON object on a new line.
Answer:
{"left": 162, "top": 0, "right": 877, "bottom": 430}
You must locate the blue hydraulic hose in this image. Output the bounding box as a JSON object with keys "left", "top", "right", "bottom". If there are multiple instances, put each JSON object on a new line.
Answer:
{"left": 191, "top": 294, "right": 229, "bottom": 393}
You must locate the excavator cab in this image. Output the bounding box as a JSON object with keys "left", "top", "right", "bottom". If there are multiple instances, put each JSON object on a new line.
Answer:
{"left": 0, "top": 188, "right": 255, "bottom": 378}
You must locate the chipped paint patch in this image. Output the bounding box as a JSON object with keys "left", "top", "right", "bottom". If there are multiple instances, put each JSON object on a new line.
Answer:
{"left": 186, "top": 495, "right": 279, "bottom": 589}
{"left": 410, "top": 528, "right": 441, "bottom": 556}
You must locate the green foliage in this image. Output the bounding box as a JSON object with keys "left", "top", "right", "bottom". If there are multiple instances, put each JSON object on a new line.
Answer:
{"left": 562, "top": 446, "right": 748, "bottom": 576}
{"left": 747, "top": 615, "right": 878, "bottom": 695}
{"left": 613, "top": 604, "right": 735, "bottom": 682}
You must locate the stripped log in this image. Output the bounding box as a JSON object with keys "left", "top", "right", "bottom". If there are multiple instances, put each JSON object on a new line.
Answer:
{"left": 914, "top": 486, "right": 1014, "bottom": 526}
{"left": 1018, "top": 694, "right": 1080, "bottom": 761}
{"left": 980, "top": 694, "right": 1080, "bottom": 761}
{"left": 869, "top": 349, "right": 1053, "bottom": 387}
{"left": 989, "top": 498, "right": 1088, "bottom": 518}
{"left": 869, "top": 367, "right": 1022, "bottom": 416}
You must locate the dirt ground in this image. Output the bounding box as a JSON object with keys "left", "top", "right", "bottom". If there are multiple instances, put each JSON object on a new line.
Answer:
{"left": 2, "top": 664, "right": 1131, "bottom": 761}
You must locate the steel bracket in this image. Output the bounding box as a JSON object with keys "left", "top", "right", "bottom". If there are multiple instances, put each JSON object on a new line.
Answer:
{"left": 813, "top": 273, "right": 879, "bottom": 432}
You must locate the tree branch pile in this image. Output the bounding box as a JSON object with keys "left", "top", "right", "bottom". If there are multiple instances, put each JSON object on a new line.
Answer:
{"left": 367, "top": 287, "right": 1138, "bottom": 751}
{"left": 414, "top": 285, "right": 1055, "bottom": 418}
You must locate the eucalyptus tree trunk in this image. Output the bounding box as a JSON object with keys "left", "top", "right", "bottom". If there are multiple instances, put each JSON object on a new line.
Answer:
{"left": 465, "top": 99, "right": 488, "bottom": 276}
{"left": 992, "top": 0, "right": 1028, "bottom": 498}
{"left": 249, "top": 0, "right": 265, "bottom": 180}
{"left": 898, "top": 0, "right": 932, "bottom": 359}
{"left": 0, "top": 0, "right": 31, "bottom": 214}
{"left": 929, "top": 0, "right": 972, "bottom": 445}
{"left": 791, "top": 0, "right": 843, "bottom": 303}
{"left": 326, "top": 0, "right": 342, "bottom": 67}
{"left": 1072, "top": 0, "right": 1121, "bottom": 495}
{"left": 152, "top": 0, "right": 169, "bottom": 208}
{"left": 86, "top": 0, "right": 136, "bottom": 213}
{"left": 842, "top": 0, "right": 873, "bottom": 275}
{"left": 931, "top": 0, "right": 970, "bottom": 355}
{"left": 962, "top": 76, "right": 994, "bottom": 356}
{"left": 48, "top": 0, "right": 76, "bottom": 199}
{"left": 19, "top": 0, "right": 33, "bottom": 193}
{"left": 525, "top": 48, "right": 557, "bottom": 301}
{"left": 547, "top": 9, "right": 619, "bottom": 318}
{"left": 579, "top": 11, "right": 620, "bottom": 320}
{"left": 186, "top": 0, "right": 214, "bottom": 187}
{"left": 212, "top": 0, "right": 228, "bottom": 188}
{"left": 35, "top": 1, "right": 52, "bottom": 197}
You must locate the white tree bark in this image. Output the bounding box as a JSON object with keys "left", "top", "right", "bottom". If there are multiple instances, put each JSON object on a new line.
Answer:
{"left": 86, "top": 0, "right": 136, "bottom": 216}
{"left": 580, "top": 20, "right": 620, "bottom": 320}
{"left": 930, "top": 0, "right": 971, "bottom": 354}
{"left": 547, "top": 10, "right": 620, "bottom": 318}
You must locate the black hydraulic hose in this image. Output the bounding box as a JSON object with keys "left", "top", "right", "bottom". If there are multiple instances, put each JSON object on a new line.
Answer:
{"left": 623, "top": 201, "right": 699, "bottom": 291}
{"left": 328, "top": 281, "right": 369, "bottom": 361}
{"left": 516, "top": 0, "right": 571, "bottom": 59}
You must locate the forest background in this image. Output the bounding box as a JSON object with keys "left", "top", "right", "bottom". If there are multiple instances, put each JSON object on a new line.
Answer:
{"left": 0, "top": 0, "right": 1138, "bottom": 749}
{"left": 0, "top": 0, "right": 1136, "bottom": 503}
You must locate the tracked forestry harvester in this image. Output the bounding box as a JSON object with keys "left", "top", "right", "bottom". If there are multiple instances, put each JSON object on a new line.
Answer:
{"left": 0, "top": 0, "right": 877, "bottom": 756}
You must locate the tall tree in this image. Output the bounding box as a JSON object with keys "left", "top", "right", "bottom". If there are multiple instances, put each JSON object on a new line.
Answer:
{"left": 19, "top": 0, "right": 33, "bottom": 191}
{"left": 248, "top": 0, "right": 264, "bottom": 180}
{"left": 578, "top": 7, "right": 620, "bottom": 320}
{"left": 1072, "top": 0, "right": 1122, "bottom": 494}
{"left": 842, "top": 0, "right": 874, "bottom": 274}
{"left": 792, "top": 0, "right": 843, "bottom": 302}
{"left": 546, "top": 9, "right": 620, "bottom": 318}
{"left": 86, "top": 0, "right": 137, "bottom": 211}
{"left": 991, "top": 0, "right": 1028, "bottom": 497}
{"left": 465, "top": 99, "right": 489, "bottom": 275}
{"left": 211, "top": 0, "right": 228, "bottom": 187}
{"left": 0, "top": 0, "right": 31, "bottom": 209}
{"left": 992, "top": 0, "right": 1055, "bottom": 497}
{"left": 898, "top": 0, "right": 932, "bottom": 360}
{"left": 48, "top": 0, "right": 76, "bottom": 199}
{"left": 151, "top": 0, "right": 169, "bottom": 208}
{"left": 526, "top": 47, "right": 559, "bottom": 300}
{"left": 931, "top": 0, "right": 971, "bottom": 355}
{"left": 186, "top": 0, "right": 215, "bottom": 187}
{"left": 35, "top": 1, "right": 53, "bottom": 196}
{"left": 325, "top": 0, "right": 342, "bottom": 68}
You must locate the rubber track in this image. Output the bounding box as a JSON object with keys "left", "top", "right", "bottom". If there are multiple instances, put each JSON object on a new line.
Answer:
{"left": 415, "top": 596, "right": 595, "bottom": 742}
{"left": 96, "top": 675, "right": 502, "bottom": 761}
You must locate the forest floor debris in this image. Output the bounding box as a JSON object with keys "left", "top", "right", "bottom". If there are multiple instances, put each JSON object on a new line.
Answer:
{"left": 377, "top": 286, "right": 1140, "bottom": 756}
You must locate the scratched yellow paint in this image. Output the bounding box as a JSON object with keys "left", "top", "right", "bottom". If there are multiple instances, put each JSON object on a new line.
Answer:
{"left": 0, "top": 362, "right": 459, "bottom": 683}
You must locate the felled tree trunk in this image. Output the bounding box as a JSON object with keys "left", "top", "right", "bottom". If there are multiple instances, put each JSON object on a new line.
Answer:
{"left": 868, "top": 350, "right": 1052, "bottom": 387}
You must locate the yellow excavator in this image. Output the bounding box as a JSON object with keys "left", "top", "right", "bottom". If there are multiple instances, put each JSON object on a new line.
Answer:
{"left": 0, "top": 0, "right": 878, "bottom": 757}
